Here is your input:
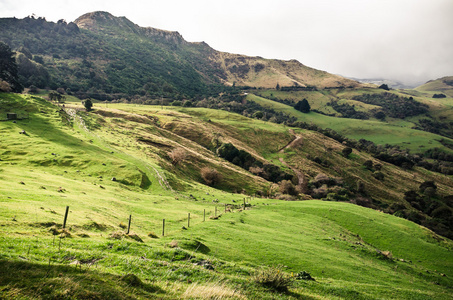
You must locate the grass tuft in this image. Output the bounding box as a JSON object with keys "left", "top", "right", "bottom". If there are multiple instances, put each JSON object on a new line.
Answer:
{"left": 182, "top": 281, "right": 245, "bottom": 299}
{"left": 252, "top": 265, "right": 294, "bottom": 292}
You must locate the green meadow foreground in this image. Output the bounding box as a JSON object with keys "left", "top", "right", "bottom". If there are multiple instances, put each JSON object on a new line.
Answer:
{"left": 1, "top": 94, "right": 452, "bottom": 299}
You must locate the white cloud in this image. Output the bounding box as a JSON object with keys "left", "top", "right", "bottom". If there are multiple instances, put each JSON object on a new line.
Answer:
{"left": 0, "top": 0, "right": 451, "bottom": 85}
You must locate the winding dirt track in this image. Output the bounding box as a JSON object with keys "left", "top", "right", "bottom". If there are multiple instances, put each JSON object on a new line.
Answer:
{"left": 278, "top": 129, "right": 307, "bottom": 191}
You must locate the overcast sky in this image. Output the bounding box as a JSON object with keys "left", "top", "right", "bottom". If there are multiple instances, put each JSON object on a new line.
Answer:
{"left": 1, "top": 0, "right": 452, "bottom": 86}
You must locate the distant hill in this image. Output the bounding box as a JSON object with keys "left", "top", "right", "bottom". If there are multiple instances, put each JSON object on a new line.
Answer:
{"left": 348, "top": 77, "right": 417, "bottom": 89}
{"left": 416, "top": 76, "right": 453, "bottom": 98}
{"left": 0, "top": 11, "right": 361, "bottom": 99}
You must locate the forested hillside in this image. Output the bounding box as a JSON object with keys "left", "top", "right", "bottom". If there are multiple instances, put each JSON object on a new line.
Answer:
{"left": 0, "top": 12, "right": 360, "bottom": 101}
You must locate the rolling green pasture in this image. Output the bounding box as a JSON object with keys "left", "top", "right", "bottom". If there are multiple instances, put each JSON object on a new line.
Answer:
{"left": 247, "top": 94, "right": 453, "bottom": 153}
{"left": 1, "top": 94, "right": 453, "bottom": 299}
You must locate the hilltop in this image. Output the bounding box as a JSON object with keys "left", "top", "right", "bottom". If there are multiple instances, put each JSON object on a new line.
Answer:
{"left": 0, "top": 11, "right": 360, "bottom": 100}
{"left": 416, "top": 76, "right": 453, "bottom": 98}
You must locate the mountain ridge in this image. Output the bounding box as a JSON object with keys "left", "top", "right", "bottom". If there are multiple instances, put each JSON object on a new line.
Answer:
{"left": 73, "top": 11, "right": 362, "bottom": 89}
{"left": 0, "top": 11, "right": 362, "bottom": 97}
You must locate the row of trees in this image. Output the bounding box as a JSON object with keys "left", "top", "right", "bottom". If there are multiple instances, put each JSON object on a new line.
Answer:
{"left": 352, "top": 93, "right": 429, "bottom": 119}
{"left": 216, "top": 143, "right": 294, "bottom": 183}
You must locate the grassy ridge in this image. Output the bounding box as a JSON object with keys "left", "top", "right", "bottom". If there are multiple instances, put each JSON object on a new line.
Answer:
{"left": 247, "top": 93, "right": 453, "bottom": 153}
{"left": 1, "top": 93, "right": 453, "bottom": 299}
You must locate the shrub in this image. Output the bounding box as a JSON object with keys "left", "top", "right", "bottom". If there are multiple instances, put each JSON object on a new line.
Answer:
{"left": 201, "top": 167, "right": 222, "bottom": 186}
{"left": 312, "top": 185, "right": 328, "bottom": 199}
{"left": 252, "top": 265, "right": 293, "bottom": 292}
{"left": 342, "top": 147, "right": 353, "bottom": 158}
{"left": 294, "top": 99, "right": 311, "bottom": 113}
{"left": 0, "top": 80, "right": 12, "bottom": 92}
{"left": 109, "top": 231, "right": 125, "bottom": 240}
{"left": 83, "top": 98, "right": 93, "bottom": 111}
{"left": 378, "top": 84, "right": 390, "bottom": 90}
{"left": 169, "top": 147, "right": 187, "bottom": 166}
{"left": 373, "top": 171, "right": 385, "bottom": 181}
{"left": 28, "top": 85, "right": 38, "bottom": 93}
{"left": 363, "top": 160, "right": 373, "bottom": 170}
{"left": 278, "top": 180, "right": 298, "bottom": 196}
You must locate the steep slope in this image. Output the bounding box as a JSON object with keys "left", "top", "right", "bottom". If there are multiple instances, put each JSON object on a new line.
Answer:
{"left": 0, "top": 11, "right": 361, "bottom": 99}
{"left": 207, "top": 51, "right": 361, "bottom": 88}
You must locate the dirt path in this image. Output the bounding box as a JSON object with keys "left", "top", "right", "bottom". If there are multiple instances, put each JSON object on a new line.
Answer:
{"left": 278, "top": 129, "right": 307, "bottom": 192}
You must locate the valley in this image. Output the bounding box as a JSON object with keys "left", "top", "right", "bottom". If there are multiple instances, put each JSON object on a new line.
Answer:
{"left": 0, "top": 11, "right": 452, "bottom": 300}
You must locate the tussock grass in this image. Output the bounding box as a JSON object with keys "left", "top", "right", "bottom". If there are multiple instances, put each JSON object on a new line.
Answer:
{"left": 1, "top": 93, "right": 453, "bottom": 299}
{"left": 182, "top": 281, "right": 246, "bottom": 299}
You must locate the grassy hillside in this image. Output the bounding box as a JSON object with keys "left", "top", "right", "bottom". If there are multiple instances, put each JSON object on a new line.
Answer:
{"left": 0, "top": 11, "right": 361, "bottom": 100}
{"left": 1, "top": 93, "right": 453, "bottom": 299}
{"left": 246, "top": 93, "right": 453, "bottom": 154}
{"left": 416, "top": 76, "right": 453, "bottom": 98}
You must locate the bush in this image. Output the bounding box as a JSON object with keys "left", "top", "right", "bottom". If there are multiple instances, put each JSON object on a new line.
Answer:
{"left": 378, "top": 84, "right": 390, "bottom": 90}
{"left": 363, "top": 160, "right": 373, "bottom": 170}
{"left": 83, "top": 98, "right": 93, "bottom": 111}
{"left": 373, "top": 171, "right": 385, "bottom": 181}
{"left": 168, "top": 147, "right": 187, "bottom": 166}
{"left": 0, "top": 80, "right": 12, "bottom": 92}
{"left": 252, "top": 265, "right": 293, "bottom": 292}
{"left": 200, "top": 167, "right": 222, "bottom": 186}
{"left": 342, "top": 147, "right": 353, "bottom": 158}
{"left": 294, "top": 99, "right": 311, "bottom": 113}
{"left": 278, "top": 180, "right": 298, "bottom": 196}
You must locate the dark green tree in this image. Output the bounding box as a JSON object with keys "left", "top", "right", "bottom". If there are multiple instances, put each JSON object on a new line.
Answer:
{"left": 83, "top": 98, "right": 93, "bottom": 111}
{"left": 294, "top": 99, "right": 311, "bottom": 113}
{"left": 0, "top": 42, "right": 23, "bottom": 92}
{"left": 253, "top": 111, "right": 264, "bottom": 119}
{"left": 378, "top": 84, "right": 390, "bottom": 90}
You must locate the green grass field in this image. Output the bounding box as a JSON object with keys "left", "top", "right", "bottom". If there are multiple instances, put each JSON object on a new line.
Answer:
{"left": 1, "top": 93, "right": 453, "bottom": 299}
{"left": 247, "top": 93, "right": 453, "bottom": 153}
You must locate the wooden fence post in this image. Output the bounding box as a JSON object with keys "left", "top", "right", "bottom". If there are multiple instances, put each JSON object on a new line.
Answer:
{"left": 126, "top": 215, "right": 131, "bottom": 234}
{"left": 188, "top": 213, "right": 190, "bottom": 228}
{"left": 203, "top": 209, "right": 206, "bottom": 222}
{"left": 162, "top": 219, "right": 165, "bottom": 236}
{"left": 215, "top": 206, "right": 217, "bottom": 217}
{"left": 62, "top": 206, "right": 69, "bottom": 229}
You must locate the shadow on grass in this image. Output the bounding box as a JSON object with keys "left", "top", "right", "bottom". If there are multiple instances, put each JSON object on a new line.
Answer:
{"left": 0, "top": 259, "right": 164, "bottom": 299}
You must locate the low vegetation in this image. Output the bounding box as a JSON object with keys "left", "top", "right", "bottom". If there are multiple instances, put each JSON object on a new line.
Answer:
{"left": 1, "top": 93, "right": 452, "bottom": 299}
{"left": 1, "top": 10, "right": 453, "bottom": 299}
